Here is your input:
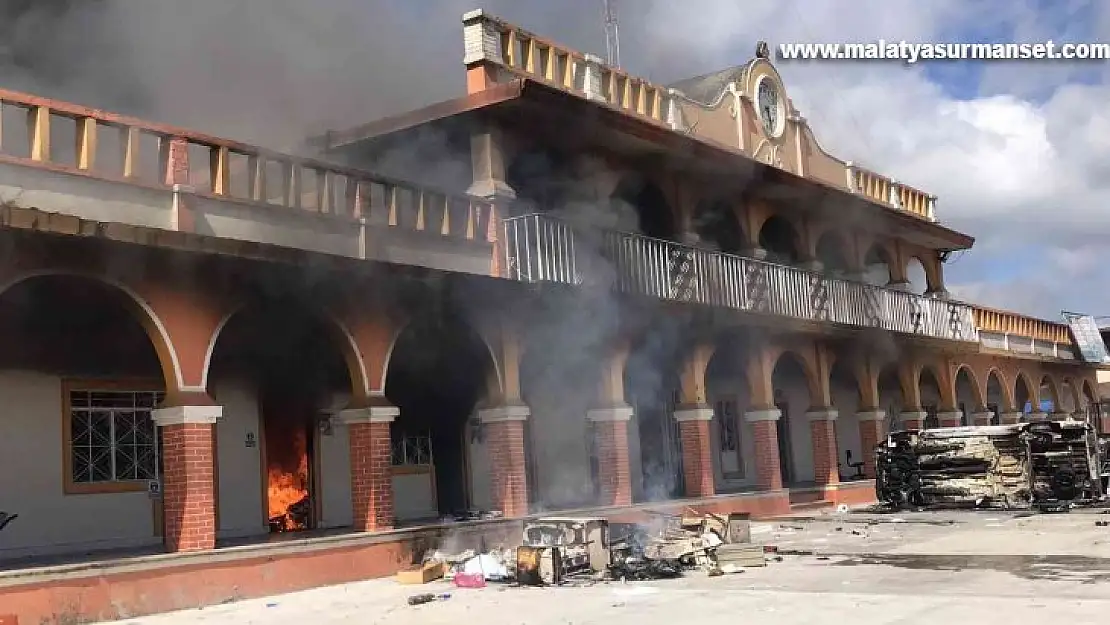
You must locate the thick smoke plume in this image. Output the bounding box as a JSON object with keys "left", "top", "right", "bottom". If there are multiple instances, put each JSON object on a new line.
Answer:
{"left": 0, "top": 0, "right": 699, "bottom": 150}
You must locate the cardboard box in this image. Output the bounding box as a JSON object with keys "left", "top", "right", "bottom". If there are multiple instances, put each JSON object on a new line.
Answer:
{"left": 395, "top": 561, "right": 446, "bottom": 584}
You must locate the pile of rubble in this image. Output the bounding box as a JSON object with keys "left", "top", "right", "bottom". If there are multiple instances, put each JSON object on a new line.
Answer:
{"left": 403, "top": 509, "right": 771, "bottom": 591}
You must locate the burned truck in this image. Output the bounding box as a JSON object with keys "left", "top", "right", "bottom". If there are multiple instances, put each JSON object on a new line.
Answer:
{"left": 875, "top": 420, "right": 1105, "bottom": 511}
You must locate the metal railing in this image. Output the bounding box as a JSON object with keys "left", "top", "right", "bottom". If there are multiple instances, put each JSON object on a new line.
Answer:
{"left": 502, "top": 213, "right": 979, "bottom": 343}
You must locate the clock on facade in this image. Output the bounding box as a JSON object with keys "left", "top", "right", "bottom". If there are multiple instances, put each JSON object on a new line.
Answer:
{"left": 756, "top": 76, "right": 783, "bottom": 138}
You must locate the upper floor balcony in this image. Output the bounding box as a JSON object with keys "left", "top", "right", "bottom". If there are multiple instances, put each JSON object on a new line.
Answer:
{"left": 500, "top": 212, "right": 1081, "bottom": 361}
{"left": 0, "top": 88, "right": 498, "bottom": 278}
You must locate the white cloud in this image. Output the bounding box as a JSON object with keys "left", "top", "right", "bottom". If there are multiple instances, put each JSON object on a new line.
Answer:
{"left": 631, "top": 0, "right": 1110, "bottom": 317}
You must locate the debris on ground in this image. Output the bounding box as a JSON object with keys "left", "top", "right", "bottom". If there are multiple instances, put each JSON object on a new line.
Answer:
{"left": 413, "top": 509, "right": 776, "bottom": 596}
{"left": 876, "top": 421, "right": 1106, "bottom": 511}
{"left": 406, "top": 592, "right": 451, "bottom": 606}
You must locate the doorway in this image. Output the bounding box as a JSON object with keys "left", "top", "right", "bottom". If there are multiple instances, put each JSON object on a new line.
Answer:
{"left": 775, "top": 395, "right": 794, "bottom": 485}
{"left": 262, "top": 391, "right": 319, "bottom": 533}
{"left": 635, "top": 388, "right": 684, "bottom": 501}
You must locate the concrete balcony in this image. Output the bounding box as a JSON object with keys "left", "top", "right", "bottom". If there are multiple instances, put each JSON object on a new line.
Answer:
{"left": 501, "top": 213, "right": 979, "bottom": 343}
{"left": 0, "top": 88, "right": 496, "bottom": 277}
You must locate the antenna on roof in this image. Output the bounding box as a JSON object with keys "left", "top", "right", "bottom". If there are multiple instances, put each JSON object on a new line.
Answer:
{"left": 603, "top": 0, "right": 621, "bottom": 68}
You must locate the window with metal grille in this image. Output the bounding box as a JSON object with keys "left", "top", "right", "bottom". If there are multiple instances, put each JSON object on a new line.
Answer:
{"left": 68, "top": 388, "right": 163, "bottom": 486}
{"left": 391, "top": 433, "right": 433, "bottom": 466}
{"left": 715, "top": 398, "right": 744, "bottom": 479}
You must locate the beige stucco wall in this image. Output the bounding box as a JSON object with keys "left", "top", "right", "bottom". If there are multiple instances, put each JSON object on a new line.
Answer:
{"left": 211, "top": 377, "right": 266, "bottom": 540}
{"left": 318, "top": 419, "right": 353, "bottom": 529}
{"left": 0, "top": 371, "right": 160, "bottom": 559}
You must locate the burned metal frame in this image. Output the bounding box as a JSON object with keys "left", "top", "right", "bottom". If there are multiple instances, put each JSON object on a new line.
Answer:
{"left": 875, "top": 421, "right": 1105, "bottom": 511}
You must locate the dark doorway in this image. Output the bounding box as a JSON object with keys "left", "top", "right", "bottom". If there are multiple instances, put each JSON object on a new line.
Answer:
{"left": 775, "top": 393, "right": 794, "bottom": 485}
{"left": 386, "top": 311, "right": 492, "bottom": 517}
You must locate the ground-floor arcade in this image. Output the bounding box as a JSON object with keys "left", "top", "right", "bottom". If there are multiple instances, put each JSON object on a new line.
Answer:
{"left": 0, "top": 231, "right": 1101, "bottom": 566}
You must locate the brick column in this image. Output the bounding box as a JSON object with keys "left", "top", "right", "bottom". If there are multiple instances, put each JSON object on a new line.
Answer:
{"left": 999, "top": 412, "right": 1022, "bottom": 425}
{"left": 855, "top": 410, "right": 886, "bottom": 479}
{"left": 1100, "top": 413, "right": 1110, "bottom": 434}
{"left": 899, "top": 410, "right": 927, "bottom": 430}
{"left": 937, "top": 411, "right": 963, "bottom": 428}
{"left": 674, "top": 406, "right": 715, "bottom": 498}
{"left": 587, "top": 405, "right": 633, "bottom": 507}
{"left": 745, "top": 408, "right": 783, "bottom": 491}
{"left": 478, "top": 404, "right": 530, "bottom": 518}
{"left": 970, "top": 411, "right": 994, "bottom": 426}
{"left": 340, "top": 404, "right": 397, "bottom": 532}
{"left": 151, "top": 404, "right": 222, "bottom": 553}
{"left": 807, "top": 409, "right": 840, "bottom": 485}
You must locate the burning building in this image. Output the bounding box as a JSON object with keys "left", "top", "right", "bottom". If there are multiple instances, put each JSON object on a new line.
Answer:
{"left": 0, "top": 7, "right": 1105, "bottom": 581}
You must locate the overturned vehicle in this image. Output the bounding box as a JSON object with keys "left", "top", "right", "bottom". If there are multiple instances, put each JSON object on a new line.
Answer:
{"left": 875, "top": 420, "right": 1106, "bottom": 510}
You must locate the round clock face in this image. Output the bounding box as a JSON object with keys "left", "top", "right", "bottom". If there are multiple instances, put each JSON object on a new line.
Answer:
{"left": 756, "top": 78, "right": 782, "bottom": 137}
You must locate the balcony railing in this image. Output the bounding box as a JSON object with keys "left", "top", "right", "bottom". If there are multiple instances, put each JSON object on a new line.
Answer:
{"left": 502, "top": 213, "right": 979, "bottom": 343}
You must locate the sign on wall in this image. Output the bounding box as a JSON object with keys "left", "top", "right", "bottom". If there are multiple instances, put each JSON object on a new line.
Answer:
{"left": 1062, "top": 312, "right": 1110, "bottom": 364}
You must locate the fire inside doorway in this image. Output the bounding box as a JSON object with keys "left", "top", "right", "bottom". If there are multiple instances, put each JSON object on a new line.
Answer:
{"left": 263, "top": 393, "right": 318, "bottom": 533}
{"left": 207, "top": 300, "right": 350, "bottom": 536}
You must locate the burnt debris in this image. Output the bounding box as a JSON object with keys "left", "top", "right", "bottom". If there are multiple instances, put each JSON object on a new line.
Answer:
{"left": 419, "top": 511, "right": 770, "bottom": 590}
{"left": 876, "top": 420, "right": 1108, "bottom": 511}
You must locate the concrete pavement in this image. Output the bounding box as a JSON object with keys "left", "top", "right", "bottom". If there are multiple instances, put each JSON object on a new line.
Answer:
{"left": 99, "top": 507, "right": 1110, "bottom": 624}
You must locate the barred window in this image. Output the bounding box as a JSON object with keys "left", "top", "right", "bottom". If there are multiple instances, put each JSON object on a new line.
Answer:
{"left": 716, "top": 398, "right": 744, "bottom": 479}
{"left": 391, "top": 433, "right": 433, "bottom": 467}
{"left": 68, "top": 388, "right": 164, "bottom": 489}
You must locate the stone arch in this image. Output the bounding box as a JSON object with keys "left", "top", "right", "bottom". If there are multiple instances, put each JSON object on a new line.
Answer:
{"left": 203, "top": 302, "right": 383, "bottom": 408}
{"left": 692, "top": 198, "right": 745, "bottom": 253}
{"left": 610, "top": 175, "right": 676, "bottom": 240}
{"left": 1082, "top": 379, "right": 1098, "bottom": 409}
{"left": 861, "top": 242, "right": 895, "bottom": 287}
{"left": 1038, "top": 374, "right": 1061, "bottom": 412}
{"left": 1014, "top": 371, "right": 1035, "bottom": 412}
{"left": 952, "top": 364, "right": 985, "bottom": 412}
{"left": 827, "top": 353, "right": 867, "bottom": 404}
{"left": 704, "top": 333, "right": 750, "bottom": 399}
{"left": 910, "top": 252, "right": 942, "bottom": 293}
{"left": 985, "top": 368, "right": 1013, "bottom": 412}
{"left": 1059, "top": 377, "right": 1081, "bottom": 414}
{"left": 766, "top": 345, "right": 822, "bottom": 400}
{"left": 916, "top": 364, "right": 950, "bottom": 427}
{"left": 906, "top": 256, "right": 929, "bottom": 295}
{"left": 814, "top": 230, "right": 852, "bottom": 276}
{"left": 0, "top": 270, "right": 181, "bottom": 395}
{"left": 757, "top": 214, "right": 803, "bottom": 264}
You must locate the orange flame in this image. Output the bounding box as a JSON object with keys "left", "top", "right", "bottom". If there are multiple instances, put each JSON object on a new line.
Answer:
{"left": 267, "top": 426, "right": 310, "bottom": 531}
